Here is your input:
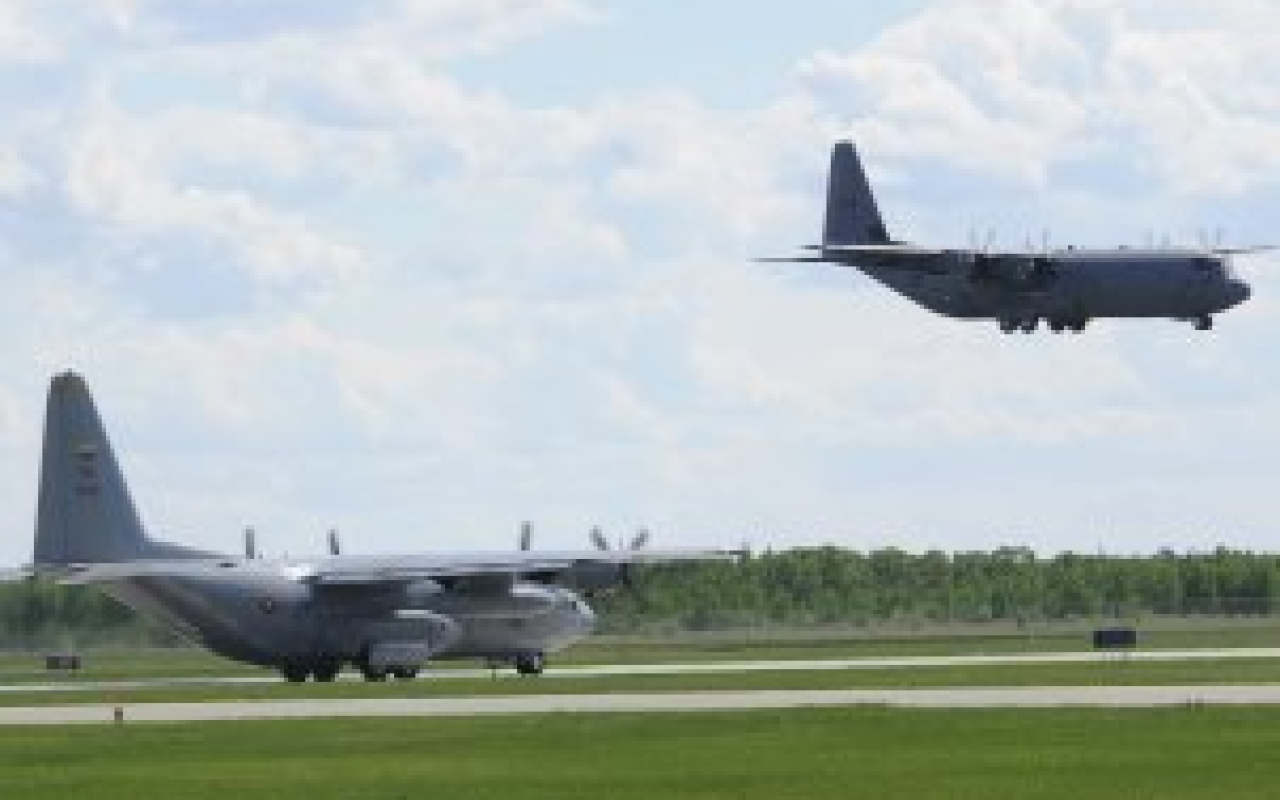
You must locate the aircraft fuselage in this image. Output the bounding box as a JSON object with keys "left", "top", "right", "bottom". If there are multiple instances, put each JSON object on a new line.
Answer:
{"left": 853, "top": 248, "right": 1250, "bottom": 330}
{"left": 102, "top": 568, "right": 595, "bottom": 670}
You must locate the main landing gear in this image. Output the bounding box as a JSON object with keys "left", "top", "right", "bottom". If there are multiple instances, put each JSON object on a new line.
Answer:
{"left": 357, "top": 663, "right": 420, "bottom": 682}
{"left": 998, "top": 316, "right": 1088, "bottom": 334}
{"left": 279, "top": 658, "right": 342, "bottom": 683}
{"left": 277, "top": 658, "right": 421, "bottom": 683}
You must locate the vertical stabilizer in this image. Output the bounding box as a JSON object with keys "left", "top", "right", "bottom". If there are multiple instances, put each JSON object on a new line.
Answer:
{"left": 33, "top": 373, "right": 205, "bottom": 565}
{"left": 823, "top": 141, "right": 890, "bottom": 246}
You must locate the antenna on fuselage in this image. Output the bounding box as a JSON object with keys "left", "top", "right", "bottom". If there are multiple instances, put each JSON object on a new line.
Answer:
{"left": 327, "top": 528, "right": 340, "bottom": 556}
{"left": 518, "top": 521, "right": 533, "bottom": 551}
{"left": 244, "top": 527, "right": 258, "bottom": 560}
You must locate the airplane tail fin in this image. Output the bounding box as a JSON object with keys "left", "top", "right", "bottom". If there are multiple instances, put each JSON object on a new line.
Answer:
{"left": 823, "top": 141, "right": 890, "bottom": 246}
{"left": 33, "top": 372, "right": 206, "bottom": 566}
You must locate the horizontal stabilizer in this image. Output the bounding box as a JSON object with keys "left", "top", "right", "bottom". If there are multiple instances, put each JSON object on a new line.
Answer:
{"left": 54, "top": 558, "right": 245, "bottom": 584}
{"left": 758, "top": 242, "right": 946, "bottom": 271}
{"left": 754, "top": 256, "right": 841, "bottom": 263}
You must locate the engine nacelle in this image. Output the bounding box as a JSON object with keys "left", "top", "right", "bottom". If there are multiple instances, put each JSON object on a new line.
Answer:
{"left": 558, "top": 560, "right": 628, "bottom": 595}
{"left": 965, "top": 253, "right": 1056, "bottom": 290}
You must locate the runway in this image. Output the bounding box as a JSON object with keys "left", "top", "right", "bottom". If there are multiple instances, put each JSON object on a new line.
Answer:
{"left": 5, "top": 684, "right": 1280, "bottom": 724}
{"left": 2, "top": 646, "right": 1279, "bottom": 694}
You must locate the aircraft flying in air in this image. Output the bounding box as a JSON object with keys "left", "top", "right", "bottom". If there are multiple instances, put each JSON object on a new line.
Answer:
{"left": 762, "top": 141, "right": 1264, "bottom": 333}
{"left": 3, "top": 372, "right": 740, "bottom": 682}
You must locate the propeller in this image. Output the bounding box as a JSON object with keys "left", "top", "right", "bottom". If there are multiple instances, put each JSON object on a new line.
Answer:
{"left": 327, "top": 528, "right": 341, "bottom": 556}
{"left": 244, "top": 527, "right": 257, "bottom": 560}
{"left": 589, "top": 526, "right": 650, "bottom": 551}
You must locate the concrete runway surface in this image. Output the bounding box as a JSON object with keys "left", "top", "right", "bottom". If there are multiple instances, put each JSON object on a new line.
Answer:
{"left": 5, "top": 684, "right": 1280, "bottom": 724}
{"left": 3, "top": 647, "right": 1280, "bottom": 695}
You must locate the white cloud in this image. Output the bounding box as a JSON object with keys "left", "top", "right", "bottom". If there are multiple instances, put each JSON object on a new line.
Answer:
{"left": 797, "top": 0, "right": 1280, "bottom": 197}
{"left": 0, "top": 0, "right": 1276, "bottom": 564}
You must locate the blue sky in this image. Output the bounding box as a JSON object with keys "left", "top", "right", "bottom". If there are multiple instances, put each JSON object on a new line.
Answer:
{"left": 0, "top": 0, "right": 1277, "bottom": 564}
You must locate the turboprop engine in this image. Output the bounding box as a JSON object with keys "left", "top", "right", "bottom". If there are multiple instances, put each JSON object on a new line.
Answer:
{"left": 959, "top": 252, "right": 1057, "bottom": 291}
{"left": 557, "top": 560, "right": 629, "bottom": 595}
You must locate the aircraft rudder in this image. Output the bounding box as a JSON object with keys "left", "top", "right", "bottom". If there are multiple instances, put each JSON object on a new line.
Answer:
{"left": 33, "top": 372, "right": 153, "bottom": 565}
{"left": 822, "top": 140, "right": 890, "bottom": 246}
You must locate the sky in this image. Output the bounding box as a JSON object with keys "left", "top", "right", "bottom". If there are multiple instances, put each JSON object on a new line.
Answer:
{"left": 0, "top": 0, "right": 1277, "bottom": 564}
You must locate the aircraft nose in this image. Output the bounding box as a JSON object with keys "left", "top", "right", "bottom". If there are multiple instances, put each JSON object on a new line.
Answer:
{"left": 1226, "top": 279, "right": 1251, "bottom": 308}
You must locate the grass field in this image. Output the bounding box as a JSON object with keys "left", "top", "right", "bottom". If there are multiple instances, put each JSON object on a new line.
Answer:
{"left": 1, "top": 656, "right": 1279, "bottom": 707}
{"left": 3, "top": 706, "right": 1280, "bottom": 799}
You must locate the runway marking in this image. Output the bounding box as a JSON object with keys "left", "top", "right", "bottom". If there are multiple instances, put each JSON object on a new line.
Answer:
{"left": 5, "top": 684, "right": 1280, "bottom": 724}
{"left": 2, "top": 647, "right": 1280, "bottom": 694}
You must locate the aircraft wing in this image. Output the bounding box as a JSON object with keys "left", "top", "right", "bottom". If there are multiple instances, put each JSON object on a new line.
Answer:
{"left": 298, "top": 548, "right": 745, "bottom": 587}
{"left": 48, "top": 548, "right": 745, "bottom": 587}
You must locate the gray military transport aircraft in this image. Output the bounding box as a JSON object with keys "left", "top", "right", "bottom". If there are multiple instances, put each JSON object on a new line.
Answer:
{"left": 2, "top": 372, "right": 740, "bottom": 682}
{"left": 763, "top": 141, "right": 1263, "bottom": 332}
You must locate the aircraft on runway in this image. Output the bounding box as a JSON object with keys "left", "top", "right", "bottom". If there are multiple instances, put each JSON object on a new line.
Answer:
{"left": 3, "top": 372, "right": 740, "bottom": 682}
{"left": 762, "top": 141, "right": 1265, "bottom": 333}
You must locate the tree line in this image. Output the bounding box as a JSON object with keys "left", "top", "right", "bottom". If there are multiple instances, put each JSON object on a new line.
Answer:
{"left": 599, "top": 546, "right": 1280, "bottom": 632}
{"left": 3, "top": 546, "right": 1280, "bottom": 647}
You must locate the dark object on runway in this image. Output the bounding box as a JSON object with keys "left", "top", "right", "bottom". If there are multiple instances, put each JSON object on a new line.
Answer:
{"left": 44, "top": 653, "right": 81, "bottom": 671}
{"left": 1092, "top": 627, "right": 1138, "bottom": 650}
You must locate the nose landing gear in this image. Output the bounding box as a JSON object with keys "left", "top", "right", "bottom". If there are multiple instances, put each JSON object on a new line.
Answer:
{"left": 514, "top": 652, "right": 545, "bottom": 676}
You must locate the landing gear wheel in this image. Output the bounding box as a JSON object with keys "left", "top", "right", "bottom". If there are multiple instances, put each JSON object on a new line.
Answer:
{"left": 281, "top": 664, "right": 309, "bottom": 683}
{"left": 1048, "top": 319, "right": 1065, "bottom": 334}
{"left": 1195, "top": 315, "right": 1213, "bottom": 331}
{"left": 514, "top": 652, "right": 545, "bottom": 676}
{"left": 360, "top": 665, "right": 389, "bottom": 682}
{"left": 1019, "top": 317, "right": 1039, "bottom": 334}
{"left": 999, "top": 318, "right": 1017, "bottom": 334}
{"left": 312, "top": 660, "right": 341, "bottom": 683}
{"left": 1068, "top": 319, "right": 1088, "bottom": 333}
{"left": 391, "top": 666, "right": 419, "bottom": 681}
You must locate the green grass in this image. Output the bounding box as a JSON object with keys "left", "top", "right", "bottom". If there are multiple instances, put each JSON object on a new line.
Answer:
{"left": 565, "top": 623, "right": 1280, "bottom": 664}
{"left": 2, "top": 656, "right": 1279, "bottom": 707}
{"left": 4, "top": 707, "right": 1280, "bottom": 799}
